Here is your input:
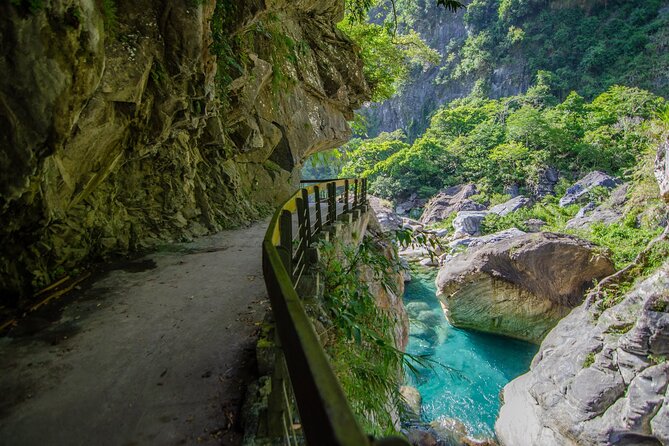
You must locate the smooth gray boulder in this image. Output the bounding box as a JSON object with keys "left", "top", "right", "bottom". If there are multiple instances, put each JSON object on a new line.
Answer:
{"left": 420, "top": 184, "right": 486, "bottom": 225}
{"left": 489, "top": 196, "right": 530, "bottom": 216}
{"left": 452, "top": 211, "right": 488, "bottom": 237}
{"left": 559, "top": 171, "right": 621, "bottom": 207}
{"left": 448, "top": 228, "right": 526, "bottom": 251}
{"left": 436, "top": 233, "right": 615, "bottom": 343}
{"left": 496, "top": 263, "right": 669, "bottom": 446}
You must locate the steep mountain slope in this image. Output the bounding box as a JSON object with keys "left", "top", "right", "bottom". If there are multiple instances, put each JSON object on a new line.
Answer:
{"left": 363, "top": 0, "right": 669, "bottom": 139}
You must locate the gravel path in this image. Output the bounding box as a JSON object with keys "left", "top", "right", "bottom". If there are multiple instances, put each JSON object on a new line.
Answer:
{"left": 0, "top": 221, "right": 270, "bottom": 446}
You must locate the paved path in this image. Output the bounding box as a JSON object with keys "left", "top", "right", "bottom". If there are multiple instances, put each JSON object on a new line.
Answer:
{"left": 0, "top": 221, "right": 270, "bottom": 446}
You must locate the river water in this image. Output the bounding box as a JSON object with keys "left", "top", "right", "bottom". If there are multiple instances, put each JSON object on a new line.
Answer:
{"left": 403, "top": 268, "right": 538, "bottom": 439}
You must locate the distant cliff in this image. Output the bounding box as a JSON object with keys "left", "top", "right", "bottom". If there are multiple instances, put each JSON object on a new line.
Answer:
{"left": 0, "top": 0, "right": 369, "bottom": 304}
{"left": 363, "top": 0, "right": 669, "bottom": 140}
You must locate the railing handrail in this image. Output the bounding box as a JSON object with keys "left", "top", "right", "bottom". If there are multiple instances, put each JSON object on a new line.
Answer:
{"left": 262, "top": 178, "right": 380, "bottom": 445}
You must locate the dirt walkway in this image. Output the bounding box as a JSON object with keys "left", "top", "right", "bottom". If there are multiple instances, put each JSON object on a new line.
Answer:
{"left": 0, "top": 221, "right": 270, "bottom": 446}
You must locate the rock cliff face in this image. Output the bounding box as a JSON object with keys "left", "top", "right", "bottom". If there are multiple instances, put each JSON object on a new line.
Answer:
{"left": 435, "top": 233, "right": 616, "bottom": 343}
{"left": 496, "top": 262, "right": 669, "bottom": 446}
{"left": 0, "top": 0, "right": 369, "bottom": 303}
{"left": 362, "top": 0, "right": 527, "bottom": 139}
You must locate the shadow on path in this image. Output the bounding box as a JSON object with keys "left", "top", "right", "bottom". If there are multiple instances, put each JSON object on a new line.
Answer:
{"left": 0, "top": 221, "right": 270, "bottom": 446}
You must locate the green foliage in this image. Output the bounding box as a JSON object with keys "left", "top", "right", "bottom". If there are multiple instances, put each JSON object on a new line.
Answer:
{"left": 339, "top": 15, "right": 440, "bottom": 101}
{"left": 9, "top": 0, "right": 43, "bottom": 13}
{"left": 583, "top": 352, "right": 596, "bottom": 368}
{"left": 316, "top": 237, "right": 407, "bottom": 436}
{"left": 101, "top": 0, "right": 117, "bottom": 35}
{"left": 340, "top": 0, "right": 457, "bottom": 101}
{"left": 342, "top": 85, "right": 665, "bottom": 200}
{"left": 448, "top": 0, "right": 669, "bottom": 100}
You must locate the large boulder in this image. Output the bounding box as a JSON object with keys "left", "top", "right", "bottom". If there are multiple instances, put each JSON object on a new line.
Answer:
{"left": 559, "top": 171, "right": 621, "bottom": 207}
{"left": 489, "top": 196, "right": 530, "bottom": 216}
{"left": 420, "top": 184, "right": 486, "bottom": 225}
{"left": 448, "top": 228, "right": 526, "bottom": 252}
{"left": 496, "top": 262, "right": 669, "bottom": 446}
{"left": 656, "top": 135, "right": 669, "bottom": 203}
{"left": 368, "top": 195, "right": 402, "bottom": 232}
{"left": 436, "top": 233, "right": 615, "bottom": 343}
{"left": 452, "top": 211, "right": 488, "bottom": 237}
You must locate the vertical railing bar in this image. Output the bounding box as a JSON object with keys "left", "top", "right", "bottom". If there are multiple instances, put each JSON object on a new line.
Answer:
{"left": 301, "top": 188, "right": 312, "bottom": 247}
{"left": 344, "top": 179, "right": 349, "bottom": 214}
{"left": 353, "top": 179, "right": 358, "bottom": 210}
{"left": 282, "top": 415, "right": 292, "bottom": 446}
{"left": 282, "top": 379, "right": 299, "bottom": 445}
{"left": 295, "top": 196, "right": 306, "bottom": 285}
{"left": 314, "top": 185, "right": 322, "bottom": 234}
{"left": 327, "top": 182, "right": 336, "bottom": 225}
{"left": 279, "top": 210, "right": 293, "bottom": 276}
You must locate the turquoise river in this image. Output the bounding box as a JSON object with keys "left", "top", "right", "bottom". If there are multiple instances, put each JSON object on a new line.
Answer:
{"left": 404, "top": 268, "right": 538, "bottom": 439}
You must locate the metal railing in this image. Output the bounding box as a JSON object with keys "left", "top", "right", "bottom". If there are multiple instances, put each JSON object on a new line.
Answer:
{"left": 261, "top": 178, "right": 409, "bottom": 446}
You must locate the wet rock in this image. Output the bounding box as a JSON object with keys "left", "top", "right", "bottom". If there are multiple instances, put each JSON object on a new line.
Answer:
{"left": 406, "top": 302, "right": 431, "bottom": 315}
{"left": 430, "top": 417, "right": 468, "bottom": 445}
{"left": 436, "top": 233, "right": 615, "bottom": 343}
{"left": 559, "top": 171, "right": 621, "bottom": 207}
{"left": 406, "top": 427, "right": 439, "bottom": 446}
{"left": 489, "top": 196, "right": 530, "bottom": 217}
{"left": 452, "top": 211, "right": 489, "bottom": 237}
{"left": 420, "top": 184, "right": 486, "bottom": 225}
{"left": 401, "top": 385, "right": 422, "bottom": 418}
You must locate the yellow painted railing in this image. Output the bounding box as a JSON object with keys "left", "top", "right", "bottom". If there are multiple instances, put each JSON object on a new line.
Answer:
{"left": 261, "top": 178, "right": 409, "bottom": 446}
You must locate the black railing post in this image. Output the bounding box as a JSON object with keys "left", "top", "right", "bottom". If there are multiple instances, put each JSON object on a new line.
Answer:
{"left": 353, "top": 179, "right": 359, "bottom": 210}
{"left": 327, "top": 182, "right": 336, "bottom": 225}
{"left": 279, "top": 210, "right": 293, "bottom": 275}
{"left": 314, "top": 185, "right": 323, "bottom": 234}
{"left": 344, "top": 179, "right": 349, "bottom": 214}
{"left": 301, "top": 188, "right": 312, "bottom": 246}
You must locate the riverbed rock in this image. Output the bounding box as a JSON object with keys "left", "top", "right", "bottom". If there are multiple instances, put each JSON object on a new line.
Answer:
{"left": 436, "top": 233, "right": 615, "bottom": 343}
{"left": 430, "top": 417, "right": 469, "bottom": 445}
{"left": 524, "top": 219, "right": 546, "bottom": 232}
{"left": 566, "top": 184, "right": 629, "bottom": 229}
{"left": 452, "top": 211, "right": 489, "bottom": 237}
{"left": 496, "top": 262, "right": 669, "bottom": 446}
{"left": 489, "top": 196, "right": 530, "bottom": 216}
{"left": 397, "top": 193, "right": 428, "bottom": 216}
{"left": 448, "top": 228, "right": 526, "bottom": 252}
{"left": 369, "top": 195, "right": 403, "bottom": 231}
{"left": 559, "top": 171, "right": 621, "bottom": 207}
{"left": 420, "top": 184, "right": 486, "bottom": 225}
{"left": 401, "top": 385, "right": 423, "bottom": 418}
